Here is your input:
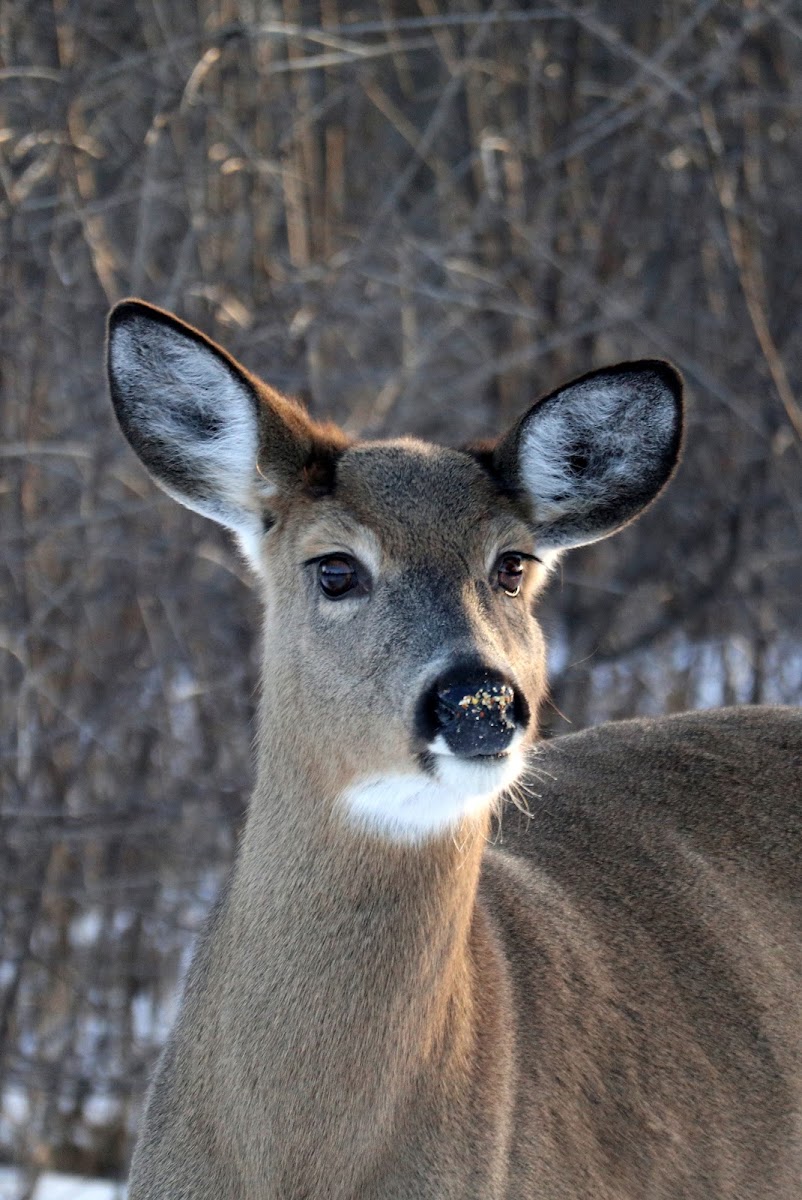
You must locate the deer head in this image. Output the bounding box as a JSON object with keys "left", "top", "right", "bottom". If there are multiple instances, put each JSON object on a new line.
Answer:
{"left": 107, "top": 300, "right": 682, "bottom": 842}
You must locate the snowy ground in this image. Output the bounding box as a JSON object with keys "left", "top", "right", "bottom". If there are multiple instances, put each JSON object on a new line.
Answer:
{"left": 0, "top": 1169, "right": 125, "bottom": 1199}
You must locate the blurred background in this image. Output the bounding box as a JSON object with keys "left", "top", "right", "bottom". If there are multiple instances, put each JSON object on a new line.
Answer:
{"left": 2, "top": 0, "right": 801, "bottom": 1187}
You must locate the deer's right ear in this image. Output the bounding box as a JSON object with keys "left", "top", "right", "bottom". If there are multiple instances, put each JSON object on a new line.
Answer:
{"left": 107, "top": 300, "right": 340, "bottom": 569}
{"left": 107, "top": 300, "right": 265, "bottom": 558}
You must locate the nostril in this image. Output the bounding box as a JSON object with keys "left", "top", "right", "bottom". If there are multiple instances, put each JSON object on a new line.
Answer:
{"left": 511, "top": 687, "right": 531, "bottom": 733}
{"left": 433, "top": 686, "right": 471, "bottom": 728}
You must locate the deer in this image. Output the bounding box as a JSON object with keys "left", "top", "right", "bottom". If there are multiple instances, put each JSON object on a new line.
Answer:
{"left": 106, "top": 298, "right": 802, "bottom": 1200}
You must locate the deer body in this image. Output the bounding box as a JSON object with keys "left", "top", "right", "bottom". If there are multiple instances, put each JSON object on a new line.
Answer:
{"left": 107, "top": 302, "right": 802, "bottom": 1198}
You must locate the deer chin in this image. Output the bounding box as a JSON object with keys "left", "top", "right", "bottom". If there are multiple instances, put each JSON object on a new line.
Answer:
{"left": 430, "top": 739, "right": 526, "bottom": 799}
{"left": 340, "top": 742, "right": 525, "bottom": 843}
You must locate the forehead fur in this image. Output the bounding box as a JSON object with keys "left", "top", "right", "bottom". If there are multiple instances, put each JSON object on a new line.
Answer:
{"left": 328, "top": 439, "right": 514, "bottom": 554}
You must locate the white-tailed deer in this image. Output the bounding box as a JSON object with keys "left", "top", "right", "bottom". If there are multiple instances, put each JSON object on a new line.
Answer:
{"left": 107, "top": 300, "right": 802, "bottom": 1199}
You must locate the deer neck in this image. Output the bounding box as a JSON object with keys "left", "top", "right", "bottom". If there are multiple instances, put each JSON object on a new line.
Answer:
{"left": 226, "top": 736, "right": 488, "bottom": 1040}
{"left": 205, "top": 696, "right": 497, "bottom": 1185}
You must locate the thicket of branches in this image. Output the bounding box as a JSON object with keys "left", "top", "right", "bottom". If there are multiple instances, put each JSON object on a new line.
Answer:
{"left": 2, "top": 0, "right": 801, "bottom": 1183}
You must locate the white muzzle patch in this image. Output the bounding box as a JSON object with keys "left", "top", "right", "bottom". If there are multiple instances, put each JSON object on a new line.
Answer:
{"left": 341, "top": 739, "right": 526, "bottom": 842}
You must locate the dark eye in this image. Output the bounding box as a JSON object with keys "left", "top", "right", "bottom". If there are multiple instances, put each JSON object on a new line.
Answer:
{"left": 496, "top": 553, "right": 525, "bottom": 596}
{"left": 317, "top": 555, "right": 360, "bottom": 599}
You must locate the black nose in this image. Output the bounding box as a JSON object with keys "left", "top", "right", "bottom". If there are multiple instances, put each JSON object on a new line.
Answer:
{"left": 419, "top": 664, "right": 529, "bottom": 758}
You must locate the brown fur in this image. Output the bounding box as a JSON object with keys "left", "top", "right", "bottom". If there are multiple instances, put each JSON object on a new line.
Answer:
{"left": 108, "top": 307, "right": 802, "bottom": 1199}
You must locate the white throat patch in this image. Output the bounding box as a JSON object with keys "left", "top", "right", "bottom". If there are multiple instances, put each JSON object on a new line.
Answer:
{"left": 341, "top": 744, "right": 525, "bottom": 842}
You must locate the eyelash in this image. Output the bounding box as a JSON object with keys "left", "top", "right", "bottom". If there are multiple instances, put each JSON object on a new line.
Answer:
{"left": 507, "top": 552, "right": 542, "bottom": 565}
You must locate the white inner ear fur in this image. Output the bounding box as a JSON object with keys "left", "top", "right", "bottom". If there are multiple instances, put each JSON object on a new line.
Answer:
{"left": 520, "top": 375, "right": 676, "bottom": 550}
{"left": 111, "top": 319, "right": 269, "bottom": 570}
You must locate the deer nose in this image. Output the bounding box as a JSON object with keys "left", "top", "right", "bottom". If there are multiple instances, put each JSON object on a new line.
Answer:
{"left": 421, "top": 665, "right": 529, "bottom": 758}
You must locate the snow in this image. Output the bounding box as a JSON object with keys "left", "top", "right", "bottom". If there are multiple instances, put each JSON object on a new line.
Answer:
{"left": 0, "top": 1169, "right": 125, "bottom": 1200}
{"left": 69, "top": 911, "right": 103, "bottom": 948}
{"left": 0, "top": 1171, "right": 18, "bottom": 1200}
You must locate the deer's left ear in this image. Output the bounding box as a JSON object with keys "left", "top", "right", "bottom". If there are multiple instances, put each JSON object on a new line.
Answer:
{"left": 494, "top": 361, "right": 684, "bottom": 552}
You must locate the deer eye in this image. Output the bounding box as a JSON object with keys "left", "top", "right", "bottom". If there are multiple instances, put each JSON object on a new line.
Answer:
{"left": 317, "top": 554, "right": 360, "bottom": 599}
{"left": 495, "top": 553, "right": 525, "bottom": 597}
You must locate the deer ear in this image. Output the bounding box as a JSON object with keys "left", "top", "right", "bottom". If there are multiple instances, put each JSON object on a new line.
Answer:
{"left": 107, "top": 300, "right": 345, "bottom": 569}
{"left": 107, "top": 300, "right": 265, "bottom": 559}
{"left": 494, "top": 361, "right": 683, "bottom": 552}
